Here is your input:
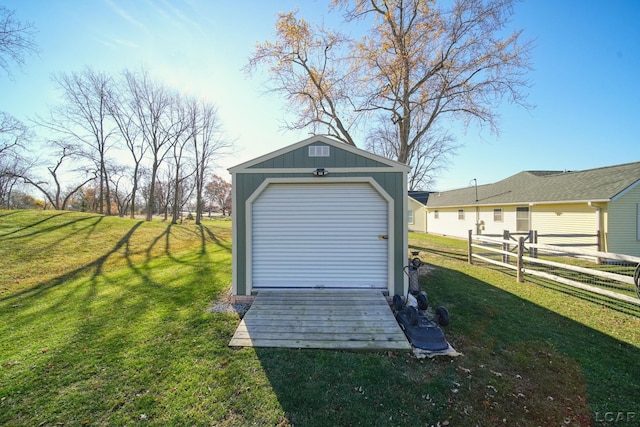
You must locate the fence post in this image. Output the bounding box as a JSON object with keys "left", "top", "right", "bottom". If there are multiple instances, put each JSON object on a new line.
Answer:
{"left": 517, "top": 237, "right": 524, "bottom": 283}
{"left": 596, "top": 229, "right": 602, "bottom": 264}
{"left": 502, "top": 230, "right": 509, "bottom": 264}
{"left": 468, "top": 229, "right": 473, "bottom": 265}
{"left": 532, "top": 230, "right": 538, "bottom": 258}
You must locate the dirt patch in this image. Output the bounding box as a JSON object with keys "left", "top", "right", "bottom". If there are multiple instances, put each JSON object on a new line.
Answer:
{"left": 418, "top": 264, "right": 436, "bottom": 276}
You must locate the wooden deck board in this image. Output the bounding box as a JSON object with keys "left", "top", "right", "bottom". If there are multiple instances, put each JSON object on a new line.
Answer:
{"left": 229, "top": 289, "right": 410, "bottom": 350}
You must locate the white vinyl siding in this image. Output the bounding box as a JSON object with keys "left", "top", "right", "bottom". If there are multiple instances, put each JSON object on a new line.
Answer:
{"left": 607, "top": 184, "right": 640, "bottom": 257}
{"left": 252, "top": 183, "right": 388, "bottom": 289}
{"left": 532, "top": 203, "right": 598, "bottom": 248}
{"left": 407, "top": 197, "right": 427, "bottom": 232}
{"left": 427, "top": 208, "right": 475, "bottom": 238}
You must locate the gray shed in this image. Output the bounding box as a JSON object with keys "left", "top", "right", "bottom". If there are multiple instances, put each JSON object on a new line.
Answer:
{"left": 228, "top": 136, "right": 410, "bottom": 296}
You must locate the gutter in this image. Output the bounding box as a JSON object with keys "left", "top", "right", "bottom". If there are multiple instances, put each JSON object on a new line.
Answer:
{"left": 427, "top": 198, "right": 611, "bottom": 209}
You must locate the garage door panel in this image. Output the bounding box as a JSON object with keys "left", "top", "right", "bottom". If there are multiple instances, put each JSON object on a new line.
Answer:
{"left": 252, "top": 183, "right": 388, "bottom": 289}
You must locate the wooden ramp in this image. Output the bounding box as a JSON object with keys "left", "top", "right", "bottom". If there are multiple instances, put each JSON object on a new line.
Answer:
{"left": 229, "top": 289, "right": 410, "bottom": 350}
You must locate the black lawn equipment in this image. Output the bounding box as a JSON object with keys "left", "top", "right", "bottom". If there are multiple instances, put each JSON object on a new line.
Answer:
{"left": 394, "top": 253, "right": 451, "bottom": 352}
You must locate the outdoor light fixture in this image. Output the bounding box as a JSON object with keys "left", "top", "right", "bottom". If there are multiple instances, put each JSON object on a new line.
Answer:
{"left": 313, "top": 168, "right": 328, "bottom": 176}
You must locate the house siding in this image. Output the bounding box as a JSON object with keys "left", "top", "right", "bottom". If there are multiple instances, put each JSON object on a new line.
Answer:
{"left": 607, "top": 183, "right": 640, "bottom": 257}
{"left": 408, "top": 197, "right": 427, "bottom": 232}
{"left": 478, "top": 206, "right": 518, "bottom": 237}
{"left": 427, "top": 207, "right": 475, "bottom": 238}
{"left": 531, "top": 203, "right": 599, "bottom": 249}
{"left": 428, "top": 204, "right": 602, "bottom": 251}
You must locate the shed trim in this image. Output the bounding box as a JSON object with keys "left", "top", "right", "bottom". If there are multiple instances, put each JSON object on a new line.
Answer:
{"left": 234, "top": 167, "right": 403, "bottom": 174}
{"left": 244, "top": 177, "right": 396, "bottom": 295}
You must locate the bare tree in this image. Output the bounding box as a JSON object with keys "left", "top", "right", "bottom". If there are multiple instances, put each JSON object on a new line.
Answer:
{"left": 167, "top": 98, "right": 195, "bottom": 224}
{"left": 19, "top": 141, "right": 97, "bottom": 210}
{"left": 0, "top": 153, "right": 24, "bottom": 208}
{"left": 107, "top": 75, "right": 146, "bottom": 218}
{"left": 0, "top": 111, "right": 29, "bottom": 156}
{"left": 0, "top": 112, "right": 30, "bottom": 205}
{"left": 247, "top": 0, "right": 533, "bottom": 188}
{"left": 35, "top": 68, "right": 115, "bottom": 214}
{"left": 125, "top": 68, "right": 178, "bottom": 221}
{"left": 187, "top": 99, "right": 232, "bottom": 225}
{"left": 0, "top": 5, "right": 38, "bottom": 78}
{"left": 108, "top": 164, "right": 133, "bottom": 217}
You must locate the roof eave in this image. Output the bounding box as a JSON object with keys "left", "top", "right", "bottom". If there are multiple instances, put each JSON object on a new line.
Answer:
{"left": 426, "top": 198, "right": 611, "bottom": 209}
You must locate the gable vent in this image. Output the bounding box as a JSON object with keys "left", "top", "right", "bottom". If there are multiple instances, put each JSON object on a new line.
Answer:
{"left": 309, "top": 145, "right": 330, "bottom": 157}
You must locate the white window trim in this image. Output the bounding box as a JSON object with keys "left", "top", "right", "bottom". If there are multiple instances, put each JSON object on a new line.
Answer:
{"left": 493, "top": 208, "right": 503, "bottom": 222}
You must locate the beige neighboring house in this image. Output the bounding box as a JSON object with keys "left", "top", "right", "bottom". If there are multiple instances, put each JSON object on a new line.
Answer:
{"left": 408, "top": 191, "right": 429, "bottom": 232}
{"left": 425, "top": 162, "right": 640, "bottom": 257}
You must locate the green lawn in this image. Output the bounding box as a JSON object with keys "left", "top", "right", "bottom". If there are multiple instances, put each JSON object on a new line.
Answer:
{"left": 1, "top": 211, "right": 639, "bottom": 426}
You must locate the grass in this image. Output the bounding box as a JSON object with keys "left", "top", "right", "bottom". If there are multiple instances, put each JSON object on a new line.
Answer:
{"left": 1, "top": 211, "right": 639, "bottom": 426}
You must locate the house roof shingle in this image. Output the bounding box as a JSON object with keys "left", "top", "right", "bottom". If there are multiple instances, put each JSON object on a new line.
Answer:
{"left": 426, "top": 161, "right": 640, "bottom": 208}
{"left": 408, "top": 190, "right": 431, "bottom": 205}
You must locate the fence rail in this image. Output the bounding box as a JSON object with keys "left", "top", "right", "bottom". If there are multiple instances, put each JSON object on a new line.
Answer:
{"left": 468, "top": 230, "right": 640, "bottom": 306}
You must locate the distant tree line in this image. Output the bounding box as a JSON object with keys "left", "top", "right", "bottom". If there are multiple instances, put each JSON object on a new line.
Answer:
{"left": 1, "top": 67, "right": 233, "bottom": 223}
{"left": 1, "top": 6, "right": 233, "bottom": 223}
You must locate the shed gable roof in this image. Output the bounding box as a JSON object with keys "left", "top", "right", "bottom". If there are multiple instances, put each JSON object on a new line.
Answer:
{"left": 427, "top": 161, "right": 640, "bottom": 208}
{"left": 229, "top": 135, "right": 410, "bottom": 173}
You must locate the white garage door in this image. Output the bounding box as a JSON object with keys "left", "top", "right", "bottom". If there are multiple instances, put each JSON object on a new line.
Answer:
{"left": 251, "top": 182, "right": 389, "bottom": 289}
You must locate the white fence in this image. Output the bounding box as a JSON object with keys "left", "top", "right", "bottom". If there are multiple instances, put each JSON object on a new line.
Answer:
{"left": 467, "top": 230, "right": 640, "bottom": 306}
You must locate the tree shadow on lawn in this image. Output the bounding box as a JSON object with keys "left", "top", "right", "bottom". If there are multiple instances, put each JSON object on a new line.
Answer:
{"left": 0, "top": 222, "right": 234, "bottom": 425}
{"left": 252, "top": 265, "right": 640, "bottom": 426}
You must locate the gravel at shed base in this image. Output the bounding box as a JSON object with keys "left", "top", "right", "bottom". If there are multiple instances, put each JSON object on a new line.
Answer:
{"left": 208, "top": 301, "right": 251, "bottom": 317}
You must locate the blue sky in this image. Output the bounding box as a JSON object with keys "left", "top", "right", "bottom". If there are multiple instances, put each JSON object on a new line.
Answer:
{"left": 1, "top": 0, "right": 638, "bottom": 191}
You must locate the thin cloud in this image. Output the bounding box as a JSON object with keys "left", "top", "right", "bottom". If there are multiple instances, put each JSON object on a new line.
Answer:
{"left": 104, "top": 0, "right": 149, "bottom": 33}
{"left": 99, "top": 37, "right": 141, "bottom": 50}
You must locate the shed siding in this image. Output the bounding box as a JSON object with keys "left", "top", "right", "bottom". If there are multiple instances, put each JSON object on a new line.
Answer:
{"left": 248, "top": 142, "right": 388, "bottom": 169}
{"left": 607, "top": 184, "right": 640, "bottom": 257}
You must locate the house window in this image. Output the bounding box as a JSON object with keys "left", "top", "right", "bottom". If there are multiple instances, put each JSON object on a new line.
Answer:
{"left": 308, "top": 145, "right": 330, "bottom": 157}
{"left": 516, "top": 206, "right": 529, "bottom": 232}
{"left": 493, "top": 208, "right": 503, "bottom": 222}
{"left": 434, "top": 210, "right": 439, "bottom": 219}
{"left": 408, "top": 210, "right": 414, "bottom": 224}
{"left": 637, "top": 203, "right": 640, "bottom": 240}
{"left": 458, "top": 209, "right": 465, "bottom": 220}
